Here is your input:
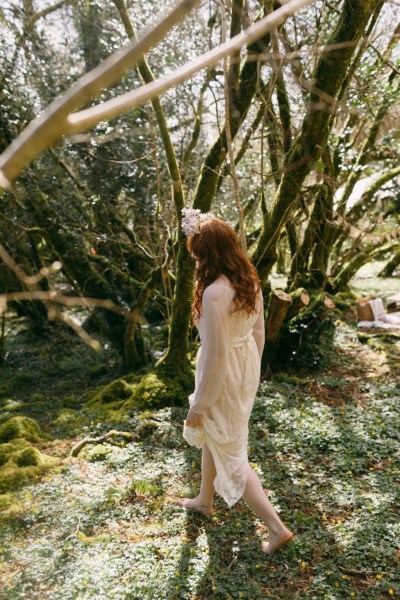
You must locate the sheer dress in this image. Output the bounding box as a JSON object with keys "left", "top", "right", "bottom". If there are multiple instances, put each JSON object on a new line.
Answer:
{"left": 183, "top": 275, "right": 265, "bottom": 507}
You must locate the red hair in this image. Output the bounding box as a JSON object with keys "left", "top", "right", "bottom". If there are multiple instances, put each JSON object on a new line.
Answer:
{"left": 187, "top": 217, "right": 261, "bottom": 321}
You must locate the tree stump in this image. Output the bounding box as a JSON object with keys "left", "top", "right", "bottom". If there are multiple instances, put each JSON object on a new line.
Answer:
{"left": 356, "top": 297, "right": 374, "bottom": 321}
{"left": 262, "top": 289, "right": 292, "bottom": 376}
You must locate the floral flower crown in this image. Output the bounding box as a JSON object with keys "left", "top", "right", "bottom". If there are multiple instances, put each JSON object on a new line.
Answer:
{"left": 181, "top": 207, "right": 214, "bottom": 237}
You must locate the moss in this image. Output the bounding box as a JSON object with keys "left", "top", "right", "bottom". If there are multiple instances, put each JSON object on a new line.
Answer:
{"left": 126, "top": 371, "right": 190, "bottom": 410}
{"left": 0, "top": 439, "right": 30, "bottom": 467}
{"left": 13, "top": 447, "right": 45, "bottom": 467}
{"left": 0, "top": 459, "right": 57, "bottom": 494}
{"left": 333, "top": 289, "right": 360, "bottom": 310}
{"left": 0, "top": 437, "right": 58, "bottom": 493}
{"left": 63, "top": 396, "right": 81, "bottom": 408}
{"left": 0, "top": 493, "right": 13, "bottom": 511}
{"left": 53, "top": 409, "right": 78, "bottom": 427}
{"left": 75, "top": 531, "right": 113, "bottom": 544}
{"left": 0, "top": 416, "right": 42, "bottom": 443}
{"left": 30, "top": 393, "right": 46, "bottom": 403}
{"left": 79, "top": 444, "right": 121, "bottom": 463}
{"left": 274, "top": 374, "right": 311, "bottom": 386}
{"left": 0, "top": 464, "right": 36, "bottom": 493}
{"left": 89, "top": 379, "right": 134, "bottom": 405}
{"left": 0, "top": 398, "right": 23, "bottom": 413}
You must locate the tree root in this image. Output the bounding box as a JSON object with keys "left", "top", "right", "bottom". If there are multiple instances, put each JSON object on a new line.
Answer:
{"left": 70, "top": 430, "right": 137, "bottom": 457}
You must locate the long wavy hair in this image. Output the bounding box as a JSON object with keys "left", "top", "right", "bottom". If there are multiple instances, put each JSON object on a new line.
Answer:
{"left": 187, "top": 217, "right": 261, "bottom": 322}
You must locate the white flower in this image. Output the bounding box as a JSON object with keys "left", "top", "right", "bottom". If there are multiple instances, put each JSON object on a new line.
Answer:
{"left": 181, "top": 207, "right": 214, "bottom": 237}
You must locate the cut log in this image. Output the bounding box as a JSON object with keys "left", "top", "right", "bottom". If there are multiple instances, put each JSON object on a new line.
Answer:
{"left": 321, "top": 294, "right": 335, "bottom": 311}
{"left": 265, "top": 289, "right": 293, "bottom": 343}
{"left": 286, "top": 287, "right": 310, "bottom": 319}
{"left": 356, "top": 297, "right": 374, "bottom": 321}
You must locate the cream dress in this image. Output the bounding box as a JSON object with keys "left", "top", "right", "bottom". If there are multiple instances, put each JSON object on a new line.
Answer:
{"left": 183, "top": 275, "right": 265, "bottom": 507}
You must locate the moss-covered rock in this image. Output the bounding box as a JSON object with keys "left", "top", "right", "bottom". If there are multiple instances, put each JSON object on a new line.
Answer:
{"left": 0, "top": 435, "right": 59, "bottom": 493}
{"left": 90, "top": 379, "right": 134, "bottom": 404}
{"left": 53, "top": 409, "right": 78, "bottom": 427}
{"left": 0, "top": 416, "right": 42, "bottom": 443}
{"left": 0, "top": 439, "right": 30, "bottom": 467}
{"left": 0, "top": 464, "right": 40, "bottom": 493}
{"left": 126, "top": 371, "right": 190, "bottom": 410}
{"left": 0, "top": 452, "right": 58, "bottom": 493}
{"left": 13, "top": 447, "right": 45, "bottom": 467}
{"left": 79, "top": 444, "right": 121, "bottom": 463}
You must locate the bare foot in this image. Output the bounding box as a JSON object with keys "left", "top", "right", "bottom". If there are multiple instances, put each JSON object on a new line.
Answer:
{"left": 174, "top": 497, "right": 214, "bottom": 516}
{"left": 262, "top": 528, "right": 293, "bottom": 555}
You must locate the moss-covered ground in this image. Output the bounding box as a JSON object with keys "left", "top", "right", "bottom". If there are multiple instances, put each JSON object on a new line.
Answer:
{"left": 0, "top": 275, "right": 399, "bottom": 599}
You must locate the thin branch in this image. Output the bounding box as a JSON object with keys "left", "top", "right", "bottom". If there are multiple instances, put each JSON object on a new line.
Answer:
{"left": 0, "top": 0, "right": 202, "bottom": 188}
{"left": 0, "top": 291, "right": 127, "bottom": 316}
{"left": 0, "top": 0, "right": 316, "bottom": 193}
{"left": 221, "top": 0, "right": 246, "bottom": 252}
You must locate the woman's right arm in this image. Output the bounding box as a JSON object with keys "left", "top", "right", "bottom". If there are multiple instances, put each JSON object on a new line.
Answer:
{"left": 189, "top": 285, "right": 232, "bottom": 414}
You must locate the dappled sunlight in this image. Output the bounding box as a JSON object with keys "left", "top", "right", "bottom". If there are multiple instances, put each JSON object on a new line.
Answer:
{"left": 1, "top": 320, "right": 399, "bottom": 597}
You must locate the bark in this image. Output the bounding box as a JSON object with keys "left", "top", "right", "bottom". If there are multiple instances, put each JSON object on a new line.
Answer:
{"left": 262, "top": 289, "right": 292, "bottom": 374}
{"left": 252, "top": 0, "right": 382, "bottom": 284}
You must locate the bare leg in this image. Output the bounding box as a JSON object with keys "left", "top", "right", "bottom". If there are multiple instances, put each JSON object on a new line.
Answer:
{"left": 242, "top": 465, "right": 293, "bottom": 554}
{"left": 175, "top": 443, "right": 216, "bottom": 515}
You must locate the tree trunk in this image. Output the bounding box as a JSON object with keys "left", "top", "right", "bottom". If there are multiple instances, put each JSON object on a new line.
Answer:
{"left": 262, "top": 289, "right": 292, "bottom": 374}
{"left": 159, "top": 19, "right": 273, "bottom": 375}
{"left": 379, "top": 250, "right": 400, "bottom": 277}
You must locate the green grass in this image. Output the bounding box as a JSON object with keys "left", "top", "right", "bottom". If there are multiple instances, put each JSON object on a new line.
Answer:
{"left": 0, "top": 319, "right": 399, "bottom": 599}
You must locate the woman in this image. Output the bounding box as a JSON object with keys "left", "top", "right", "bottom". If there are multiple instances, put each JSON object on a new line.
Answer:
{"left": 176, "top": 209, "right": 293, "bottom": 555}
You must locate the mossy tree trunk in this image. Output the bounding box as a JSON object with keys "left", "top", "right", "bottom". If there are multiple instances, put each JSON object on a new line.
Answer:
{"left": 333, "top": 242, "right": 400, "bottom": 291}
{"left": 252, "top": 0, "right": 382, "bottom": 285}
{"left": 158, "top": 8, "right": 273, "bottom": 377}
{"left": 379, "top": 250, "right": 400, "bottom": 278}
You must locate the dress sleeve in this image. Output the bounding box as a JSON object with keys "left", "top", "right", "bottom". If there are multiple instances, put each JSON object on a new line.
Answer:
{"left": 252, "top": 288, "right": 265, "bottom": 363}
{"left": 189, "top": 285, "right": 232, "bottom": 414}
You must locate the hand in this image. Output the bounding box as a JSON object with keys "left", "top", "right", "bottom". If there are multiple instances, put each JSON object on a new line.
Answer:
{"left": 185, "top": 409, "right": 203, "bottom": 428}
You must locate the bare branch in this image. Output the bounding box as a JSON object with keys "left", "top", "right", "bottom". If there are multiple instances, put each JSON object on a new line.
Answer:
{"left": 0, "top": 0, "right": 317, "bottom": 192}
{"left": 0, "top": 0, "right": 202, "bottom": 188}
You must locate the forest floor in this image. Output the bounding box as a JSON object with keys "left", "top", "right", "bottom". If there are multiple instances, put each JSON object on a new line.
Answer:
{"left": 0, "top": 270, "right": 399, "bottom": 600}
